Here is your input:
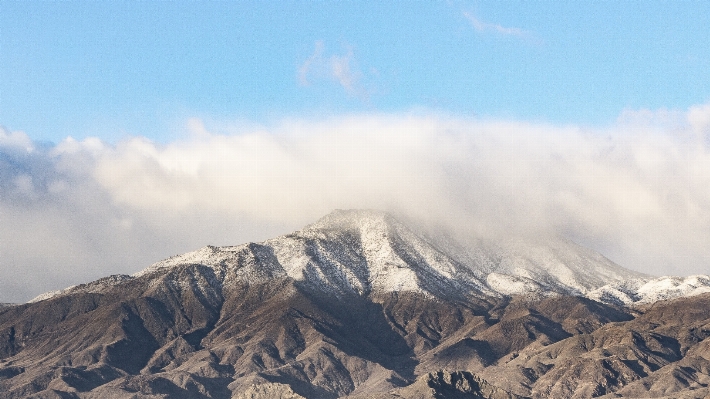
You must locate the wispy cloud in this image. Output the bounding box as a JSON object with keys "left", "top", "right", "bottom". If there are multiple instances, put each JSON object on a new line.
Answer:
{"left": 298, "top": 40, "right": 325, "bottom": 87}
{"left": 463, "top": 11, "right": 531, "bottom": 39}
{"left": 298, "top": 41, "right": 368, "bottom": 99}
{"left": 3, "top": 105, "right": 710, "bottom": 301}
{"left": 329, "top": 49, "right": 359, "bottom": 94}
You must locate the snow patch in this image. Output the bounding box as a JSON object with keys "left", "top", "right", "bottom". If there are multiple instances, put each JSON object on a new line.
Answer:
{"left": 588, "top": 275, "right": 710, "bottom": 305}
{"left": 28, "top": 275, "right": 134, "bottom": 303}
{"left": 486, "top": 273, "right": 543, "bottom": 296}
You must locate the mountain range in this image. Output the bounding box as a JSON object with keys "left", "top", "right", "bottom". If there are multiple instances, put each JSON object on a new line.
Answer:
{"left": 1, "top": 209, "right": 709, "bottom": 398}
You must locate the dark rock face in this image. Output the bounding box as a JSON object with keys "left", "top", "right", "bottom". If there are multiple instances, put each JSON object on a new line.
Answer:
{"left": 1, "top": 269, "right": 710, "bottom": 398}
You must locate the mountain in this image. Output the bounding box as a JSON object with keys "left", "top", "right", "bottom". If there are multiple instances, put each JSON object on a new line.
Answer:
{"left": 588, "top": 275, "right": 710, "bottom": 305}
{"left": 1, "top": 209, "right": 709, "bottom": 398}
{"left": 28, "top": 209, "right": 649, "bottom": 303}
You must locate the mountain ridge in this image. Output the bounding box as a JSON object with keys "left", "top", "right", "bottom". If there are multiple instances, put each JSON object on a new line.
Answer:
{"left": 28, "top": 209, "right": 706, "bottom": 306}
{"left": 4, "top": 209, "right": 710, "bottom": 398}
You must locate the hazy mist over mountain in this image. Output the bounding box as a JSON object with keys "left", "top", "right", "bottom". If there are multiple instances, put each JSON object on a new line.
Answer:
{"left": 3, "top": 108, "right": 710, "bottom": 302}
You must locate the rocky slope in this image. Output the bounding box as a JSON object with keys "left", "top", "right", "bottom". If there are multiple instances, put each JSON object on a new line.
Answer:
{"left": 1, "top": 209, "right": 709, "bottom": 398}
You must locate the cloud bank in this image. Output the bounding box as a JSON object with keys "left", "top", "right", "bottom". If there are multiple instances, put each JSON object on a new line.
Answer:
{"left": 2, "top": 107, "right": 710, "bottom": 302}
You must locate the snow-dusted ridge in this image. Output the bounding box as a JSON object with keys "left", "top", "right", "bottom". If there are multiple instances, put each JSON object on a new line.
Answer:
{"left": 28, "top": 274, "right": 133, "bottom": 303}
{"left": 587, "top": 275, "right": 710, "bottom": 306}
{"left": 27, "top": 209, "right": 710, "bottom": 306}
{"left": 132, "top": 245, "right": 244, "bottom": 278}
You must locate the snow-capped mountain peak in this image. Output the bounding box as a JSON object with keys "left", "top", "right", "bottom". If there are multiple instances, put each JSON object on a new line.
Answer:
{"left": 28, "top": 209, "right": 710, "bottom": 305}
{"left": 125, "top": 209, "right": 650, "bottom": 300}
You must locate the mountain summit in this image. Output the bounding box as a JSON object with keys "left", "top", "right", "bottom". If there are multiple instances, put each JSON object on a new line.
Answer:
{"left": 60, "top": 209, "right": 645, "bottom": 302}
{"left": 3, "top": 210, "right": 710, "bottom": 398}
{"left": 30, "top": 209, "right": 704, "bottom": 306}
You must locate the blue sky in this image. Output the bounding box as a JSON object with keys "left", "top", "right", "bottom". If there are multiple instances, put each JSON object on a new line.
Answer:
{"left": 2, "top": 1, "right": 709, "bottom": 143}
{"left": 2, "top": 1, "right": 710, "bottom": 302}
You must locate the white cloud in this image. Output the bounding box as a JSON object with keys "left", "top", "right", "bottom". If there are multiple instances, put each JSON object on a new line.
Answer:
{"left": 0, "top": 127, "right": 34, "bottom": 153}
{"left": 688, "top": 103, "right": 710, "bottom": 136}
{"left": 329, "top": 48, "right": 359, "bottom": 94}
{"left": 3, "top": 107, "right": 710, "bottom": 301}
{"left": 463, "top": 11, "right": 531, "bottom": 39}
{"left": 298, "top": 40, "right": 325, "bottom": 86}
{"left": 298, "top": 41, "right": 368, "bottom": 99}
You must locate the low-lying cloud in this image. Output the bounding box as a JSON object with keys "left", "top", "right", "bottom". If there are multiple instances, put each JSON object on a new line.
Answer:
{"left": 2, "top": 107, "right": 710, "bottom": 302}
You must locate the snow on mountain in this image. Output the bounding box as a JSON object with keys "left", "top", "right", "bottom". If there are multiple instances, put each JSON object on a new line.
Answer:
{"left": 425, "top": 232, "right": 645, "bottom": 296}
{"left": 122, "top": 209, "right": 655, "bottom": 299}
{"left": 28, "top": 274, "right": 133, "bottom": 303}
{"left": 266, "top": 209, "right": 493, "bottom": 297}
{"left": 28, "top": 288, "right": 72, "bottom": 303}
{"left": 587, "top": 275, "right": 710, "bottom": 305}
{"left": 26, "top": 209, "right": 710, "bottom": 305}
{"left": 132, "top": 244, "right": 240, "bottom": 278}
